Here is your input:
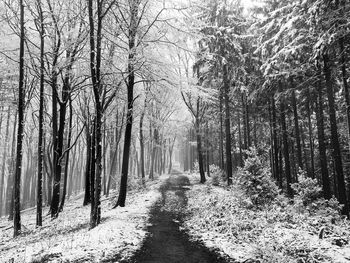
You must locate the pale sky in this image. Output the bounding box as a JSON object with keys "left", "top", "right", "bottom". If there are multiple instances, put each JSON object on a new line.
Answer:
{"left": 241, "top": 0, "right": 263, "bottom": 9}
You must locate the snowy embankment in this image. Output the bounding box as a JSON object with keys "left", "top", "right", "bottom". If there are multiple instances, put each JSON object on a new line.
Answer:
{"left": 0, "top": 177, "right": 166, "bottom": 263}
{"left": 183, "top": 173, "right": 350, "bottom": 263}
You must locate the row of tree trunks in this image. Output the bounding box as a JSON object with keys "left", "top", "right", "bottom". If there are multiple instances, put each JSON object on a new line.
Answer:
{"left": 0, "top": 107, "right": 11, "bottom": 217}
{"left": 323, "top": 53, "right": 349, "bottom": 215}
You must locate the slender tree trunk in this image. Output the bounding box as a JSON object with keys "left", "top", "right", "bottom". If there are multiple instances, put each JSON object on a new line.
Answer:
{"left": 149, "top": 128, "right": 157, "bottom": 180}
{"left": 315, "top": 80, "right": 331, "bottom": 199}
{"left": 271, "top": 96, "right": 280, "bottom": 187}
{"left": 59, "top": 100, "right": 73, "bottom": 212}
{"left": 139, "top": 111, "right": 145, "bottom": 183}
{"left": 323, "top": 54, "right": 348, "bottom": 215}
{"left": 223, "top": 64, "right": 232, "bottom": 185}
{"left": 196, "top": 119, "right": 206, "bottom": 183}
{"left": 219, "top": 92, "right": 224, "bottom": 170}
{"left": 14, "top": 0, "right": 25, "bottom": 236}
{"left": 83, "top": 125, "right": 92, "bottom": 206}
{"left": 115, "top": 0, "right": 139, "bottom": 208}
{"left": 36, "top": 2, "right": 44, "bottom": 226}
{"left": 245, "top": 94, "right": 251, "bottom": 149}
{"left": 87, "top": 0, "right": 105, "bottom": 227}
{"left": 291, "top": 88, "right": 303, "bottom": 170}
{"left": 242, "top": 93, "right": 247, "bottom": 150}
{"left": 306, "top": 89, "right": 315, "bottom": 178}
{"left": 168, "top": 137, "right": 175, "bottom": 174}
{"left": 268, "top": 103, "right": 275, "bottom": 179}
{"left": 237, "top": 108, "right": 243, "bottom": 167}
{"left": 279, "top": 88, "right": 293, "bottom": 198}
{"left": 206, "top": 122, "right": 210, "bottom": 177}
{"left": 6, "top": 112, "right": 17, "bottom": 217}
{"left": 339, "top": 32, "right": 350, "bottom": 150}
{"left": 0, "top": 107, "right": 10, "bottom": 217}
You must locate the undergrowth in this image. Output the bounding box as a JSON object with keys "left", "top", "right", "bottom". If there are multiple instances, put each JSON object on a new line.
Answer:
{"left": 184, "top": 149, "right": 350, "bottom": 263}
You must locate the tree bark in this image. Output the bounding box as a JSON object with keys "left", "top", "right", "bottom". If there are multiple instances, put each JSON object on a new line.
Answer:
{"left": 339, "top": 13, "right": 350, "bottom": 151}
{"left": 291, "top": 88, "right": 303, "bottom": 170}
{"left": 315, "top": 78, "right": 331, "bottom": 199}
{"left": 306, "top": 89, "right": 315, "bottom": 178}
{"left": 196, "top": 119, "right": 206, "bottom": 183}
{"left": 219, "top": 90, "right": 224, "bottom": 169}
{"left": 0, "top": 107, "right": 10, "bottom": 217}
{"left": 139, "top": 110, "right": 145, "bottom": 183}
{"left": 279, "top": 88, "right": 293, "bottom": 198}
{"left": 88, "top": 0, "right": 104, "bottom": 227}
{"left": 271, "top": 96, "right": 281, "bottom": 187}
{"left": 36, "top": 1, "right": 44, "bottom": 226}
{"left": 323, "top": 53, "right": 348, "bottom": 215}
{"left": 83, "top": 124, "right": 92, "bottom": 206}
{"left": 5, "top": 112, "right": 17, "bottom": 218}
{"left": 115, "top": 0, "right": 140, "bottom": 208}
{"left": 59, "top": 99, "right": 73, "bottom": 212}
{"left": 14, "top": 0, "right": 25, "bottom": 236}
{"left": 223, "top": 64, "right": 232, "bottom": 185}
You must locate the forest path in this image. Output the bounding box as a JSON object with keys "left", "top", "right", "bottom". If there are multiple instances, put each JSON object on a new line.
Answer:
{"left": 119, "top": 171, "right": 232, "bottom": 263}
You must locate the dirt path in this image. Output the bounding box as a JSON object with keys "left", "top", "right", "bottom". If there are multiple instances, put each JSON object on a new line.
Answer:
{"left": 121, "top": 172, "right": 231, "bottom": 263}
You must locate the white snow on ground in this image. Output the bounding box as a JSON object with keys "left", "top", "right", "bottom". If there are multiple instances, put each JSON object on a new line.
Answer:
{"left": 0, "top": 177, "right": 167, "bottom": 263}
{"left": 183, "top": 173, "right": 350, "bottom": 263}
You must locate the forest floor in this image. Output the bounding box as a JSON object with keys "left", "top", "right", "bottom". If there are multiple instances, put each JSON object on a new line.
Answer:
{"left": 0, "top": 178, "right": 163, "bottom": 263}
{"left": 2, "top": 172, "right": 350, "bottom": 263}
{"left": 183, "top": 173, "right": 350, "bottom": 263}
{"left": 117, "top": 171, "right": 231, "bottom": 263}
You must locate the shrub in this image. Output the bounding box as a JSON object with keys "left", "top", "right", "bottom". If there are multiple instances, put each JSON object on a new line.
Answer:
{"left": 209, "top": 164, "right": 225, "bottom": 186}
{"left": 291, "top": 169, "right": 343, "bottom": 218}
{"left": 291, "top": 169, "right": 322, "bottom": 207}
{"left": 193, "top": 161, "right": 199, "bottom": 174}
{"left": 237, "top": 148, "right": 279, "bottom": 207}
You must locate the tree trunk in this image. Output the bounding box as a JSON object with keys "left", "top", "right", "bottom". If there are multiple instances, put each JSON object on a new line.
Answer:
{"left": 115, "top": 0, "right": 139, "bottom": 208}
{"left": 219, "top": 90, "right": 224, "bottom": 169}
{"left": 139, "top": 111, "right": 145, "bottom": 183}
{"left": 242, "top": 93, "right": 247, "bottom": 151}
{"left": 245, "top": 94, "right": 251, "bottom": 149}
{"left": 315, "top": 79, "right": 331, "bottom": 199}
{"left": 6, "top": 112, "right": 17, "bottom": 218}
{"left": 339, "top": 32, "right": 350, "bottom": 151}
{"left": 149, "top": 128, "right": 158, "bottom": 180}
{"left": 291, "top": 88, "right": 303, "bottom": 170}
{"left": 279, "top": 89, "right": 293, "bottom": 198}
{"left": 206, "top": 122, "right": 210, "bottom": 177}
{"left": 88, "top": 0, "right": 104, "bottom": 227}
{"left": 237, "top": 108, "right": 243, "bottom": 167}
{"left": 83, "top": 125, "right": 92, "bottom": 206}
{"left": 271, "top": 96, "right": 281, "bottom": 187}
{"left": 0, "top": 107, "right": 10, "bottom": 217}
{"left": 223, "top": 64, "right": 232, "bottom": 185}
{"left": 306, "top": 89, "right": 315, "bottom": 178}
{"left": 196, "top": 120, "right": 206, "bottom": 183}
{"left": 36, "top": 1, "right": 44, "bottom": 226}
{"left": 168, "top": 137, "right": 175, "bottom": 174}
{"left": 59, "top": 99, "right": 73, "bottom": 212}
{"left": 14, "top": 0, "right": 25, "bottom": 236}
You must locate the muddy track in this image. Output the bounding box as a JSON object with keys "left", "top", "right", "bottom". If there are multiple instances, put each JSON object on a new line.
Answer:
{"left": 119, "top": 172, "right": 231, "bottom": 263}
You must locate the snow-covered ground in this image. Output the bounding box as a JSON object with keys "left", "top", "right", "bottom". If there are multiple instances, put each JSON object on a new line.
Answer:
{"left": 0, "top": 177, "right": 166, "bottom": 263}
{"left": 183, "top": 173, "right": 350, "bottom": 263}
